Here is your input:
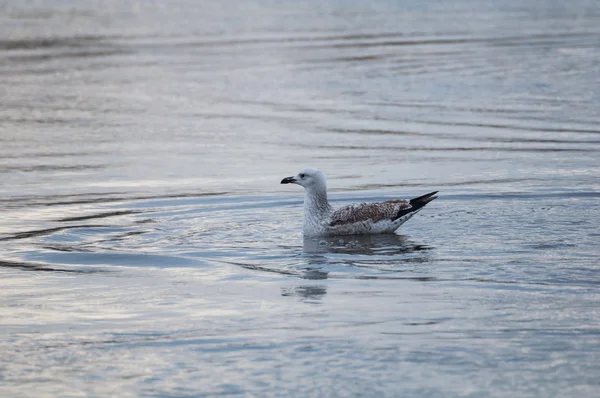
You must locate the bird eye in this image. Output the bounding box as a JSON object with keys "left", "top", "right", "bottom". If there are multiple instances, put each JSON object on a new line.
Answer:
{"left": 299, "top": 173, "right": 305, "bottom": 178}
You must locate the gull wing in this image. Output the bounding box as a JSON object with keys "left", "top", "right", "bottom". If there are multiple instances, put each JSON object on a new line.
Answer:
{"left": 329, "top": 200, "right": 410, "bottom": 227}
{"left": 329, "top": 192, "right": 438, "bottom": 227}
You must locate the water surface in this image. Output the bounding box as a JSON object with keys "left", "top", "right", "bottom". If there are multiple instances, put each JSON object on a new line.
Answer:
{"left": 1, "top": 1, "right": 600, "bottom": 397}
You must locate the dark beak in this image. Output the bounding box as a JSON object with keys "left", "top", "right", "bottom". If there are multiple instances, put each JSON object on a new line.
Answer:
{"left": 281, "top": 176, "right": 297, "bottom": 184}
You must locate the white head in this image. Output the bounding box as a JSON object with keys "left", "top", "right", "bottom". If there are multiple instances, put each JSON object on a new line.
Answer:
{"left": 281, "top": 167, "right": 327, "bottom": 193}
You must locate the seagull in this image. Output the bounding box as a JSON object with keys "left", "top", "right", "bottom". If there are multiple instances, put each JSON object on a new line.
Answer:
{"left": 281, "top": 168, "right": 438, "bottom": 237}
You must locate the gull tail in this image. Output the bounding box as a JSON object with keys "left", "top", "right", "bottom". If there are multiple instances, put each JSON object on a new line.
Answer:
{"left": 392, "top": 191, "right": 439, "bottom": 221}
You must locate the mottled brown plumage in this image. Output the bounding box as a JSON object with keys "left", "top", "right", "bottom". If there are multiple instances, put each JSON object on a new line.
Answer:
{"left": 329, "top": 200, "right": 410, "bottom": 226}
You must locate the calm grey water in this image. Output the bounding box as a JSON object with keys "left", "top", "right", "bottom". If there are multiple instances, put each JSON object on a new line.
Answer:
{"left": 1, "top": 1, "right": 600, "bottom": 397}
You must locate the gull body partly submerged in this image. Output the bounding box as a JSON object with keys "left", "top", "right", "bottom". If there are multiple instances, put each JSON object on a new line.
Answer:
{"left": 281, "top": 168, "right": 438, "bottom": 237}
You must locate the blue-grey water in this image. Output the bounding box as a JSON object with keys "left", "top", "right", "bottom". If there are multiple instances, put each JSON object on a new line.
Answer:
{"left": 1, "top": 1, "right": 600, "bottom": 397}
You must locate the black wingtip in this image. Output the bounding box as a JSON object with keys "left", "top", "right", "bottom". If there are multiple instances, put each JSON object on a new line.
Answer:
{"left": 392, "top": 191, "right": 439, "bottom": 221}
{"left": 410, "top": 191, "right": 439, "bottom": 205}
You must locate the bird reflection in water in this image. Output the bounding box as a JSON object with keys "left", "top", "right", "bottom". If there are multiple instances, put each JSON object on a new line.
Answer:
{"left": 280, "top": 285, "right": 327, "bottom": 303}
{"left": 302, "top": 234, "right": 432, "bottom": 256}
{"left": 282, "top": 234, "right": 433, "bottom": 302}
{"left": 300, "top": 233, "right": 434, "bottom": 276}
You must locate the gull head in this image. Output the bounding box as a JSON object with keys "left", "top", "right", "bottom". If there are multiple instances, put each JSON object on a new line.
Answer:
{"left": 281, "top": 167, "right": 327, "bottom": 192}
